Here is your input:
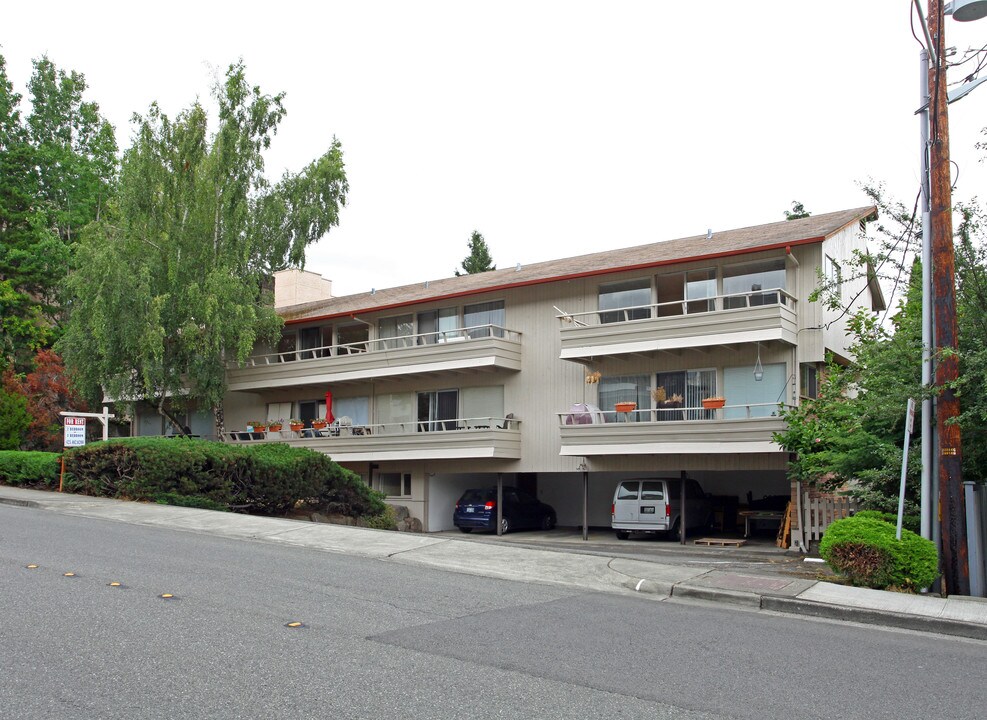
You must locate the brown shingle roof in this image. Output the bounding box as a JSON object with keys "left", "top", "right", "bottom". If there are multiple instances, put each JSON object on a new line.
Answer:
{"left": 282, "top": 205, "right": 877, "bottom": 323}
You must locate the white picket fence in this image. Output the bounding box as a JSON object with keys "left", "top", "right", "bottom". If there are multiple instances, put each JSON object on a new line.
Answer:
{"left": 792, "top": 485, "right": 858, "bottom": 552}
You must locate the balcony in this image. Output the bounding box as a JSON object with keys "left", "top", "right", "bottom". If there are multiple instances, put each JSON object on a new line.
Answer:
{"left": 556, "top": 404, "right": 786, "bottom": 456}
{"left": 227, "top": 325, "right": 522, "bottom": 391}
{"left": 222, "top": 416, "right": 521, "bottom": 462}
{"left": 558, "top": 289, "right": 797, "bottom": 361}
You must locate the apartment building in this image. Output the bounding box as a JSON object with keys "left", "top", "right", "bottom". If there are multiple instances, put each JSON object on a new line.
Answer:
{"left": 142, "top": 206, "right": 884, "bottom": 532}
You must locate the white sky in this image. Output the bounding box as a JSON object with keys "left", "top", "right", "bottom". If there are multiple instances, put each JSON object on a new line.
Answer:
{"left": 4, "top": 1, "right": 987, "bottom": 299}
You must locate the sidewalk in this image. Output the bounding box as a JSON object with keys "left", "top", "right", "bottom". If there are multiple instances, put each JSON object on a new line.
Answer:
{"left": 3, "top": 485, "right": 986, "bottom": 640}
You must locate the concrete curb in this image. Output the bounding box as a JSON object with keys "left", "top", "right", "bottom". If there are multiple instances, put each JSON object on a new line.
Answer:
{"left": 760, "top": 595, "right": 987, "bottom": 641}
{"left": 0, "top": 495, "right": 38, "bottom": 508}
{"left": 671, "top": 584, "right": 762, "bottom": 609}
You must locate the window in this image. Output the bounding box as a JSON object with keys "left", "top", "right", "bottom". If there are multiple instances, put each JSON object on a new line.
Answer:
{"left": 599, "top": 279, "right": 651, "bottom": 323}
{"left": 641, "top": 482, "right": 664, "bottom": 500}
{"left": 657, "top": 270, "right": 716, "bottom": 316}
{"left": 722, "top": 363, "right": 786, "bottom": 419}
{"left": 599, "top": 375, "right": 649, "bottom": 422}
{"left": 656, "top": 369, "right": 717, "bottom": 420}
{"left": 723, "top": 259, "right": 786, "bottom": 309}
{"left": 825, "top": 255, "right": 843, "bottom": 299}
{"left": 464, "top": 300, "right": 505, "bottom": 338}
{"left": 461, "top": 386, "right": 504, "bottom": 428}
{"left": 298, "top": 326, "right": 326, "bottom": 359}
{"left": 277, "top": 333, "right": 297, "bottom": 362}
{"left": 337, "top": 323, "right": 369, "bottom": 354}
{"left": 378, "top": 472, "right": 411, "bottom": 497}
{"left": 334, "top": 396, "right": 369, "bottom": 426}
{"left": 379, "top": 314, "right": 414, "bottom": 349}
{"left": 616, "top": 482, "right": 639, "bottom": 500}
{"left": 418, "top": 307, "right": 461, "bottom": 344}
{"left": 417, "top": 389, "right": 459, "bottom": 431}
{"left": 377, "top": 392, "right": 415, "bottom": 433}
{"left": 801, "top": 364, "right": 819, "bottom": 399}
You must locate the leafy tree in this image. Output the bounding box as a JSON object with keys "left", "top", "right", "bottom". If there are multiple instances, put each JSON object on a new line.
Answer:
{"left": 59, "top": 62, "right": 348, "bottom": 436}
{"left": 0, "top": 371, "right": 31, "bottom": 450}
{"left": 455, "top": 230, "right": 495, "bottom": 276}
{"left": 0, "top": 54, "right": 54, "bottom": 367}
{"left": 0, "top": 54, "right": 117, "bottom": 371}
{"left": 784, "top": 201, "right": 811, "bottom": 220}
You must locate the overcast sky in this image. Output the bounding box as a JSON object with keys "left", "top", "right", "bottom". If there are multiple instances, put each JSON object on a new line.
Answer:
{"left": 4, "top": 1, "right": 987, "bottom": 300}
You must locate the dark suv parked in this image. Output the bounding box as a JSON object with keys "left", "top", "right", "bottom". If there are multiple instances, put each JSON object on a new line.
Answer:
{"left": 454, "top": 487, "right": 556, "bottom": 534}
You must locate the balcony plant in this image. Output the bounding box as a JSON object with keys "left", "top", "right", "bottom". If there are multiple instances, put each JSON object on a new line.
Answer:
{"left": 268, "top": 419, "right": 284, "bottom": 432}
{"left": 312, "top": 418, "right": 328, "bottom": 429}
{"left": 701, "top": 396, "right": 725, "bottom": 409}
{"left": 585, "top": 370, "right": 601, "bottom": 384}
{"left": 288, "top": 419, "right": 305, "bottom": 431}
{"left": 247, "top": 421, "right": 267, "bottom": 432}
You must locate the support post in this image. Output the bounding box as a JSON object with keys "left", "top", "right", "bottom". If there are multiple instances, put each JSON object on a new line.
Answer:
{"left": 496, "top": 473, "right": 503, "bottom": 537}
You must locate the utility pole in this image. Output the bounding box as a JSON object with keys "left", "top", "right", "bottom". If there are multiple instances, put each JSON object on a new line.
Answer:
{"left": 927, "top": 0, "right": 969, "bottom": 595}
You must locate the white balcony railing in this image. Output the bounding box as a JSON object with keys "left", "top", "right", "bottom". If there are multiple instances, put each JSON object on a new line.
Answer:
{"left": 223, "top": 416, "right": 519, "bottom": 442}
{"left": 557, "top": 402, "right": 784, "bottom": 425}
{"left": 235, "top": 324, "right": 521, "bottom": 367}
{"left": 556, "top": 288, "right": 796, "bottom": 327}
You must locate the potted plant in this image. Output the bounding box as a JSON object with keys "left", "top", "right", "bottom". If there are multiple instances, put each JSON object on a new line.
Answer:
{"left": 268, "top": 419, "right": 284, "bottom": 432}
{"left": 312, "top": 417, "right": 328, "bottom": 430}
{"left": 289, "top": 418, "right": 305, "bottom": 431}
{"left": 651, "top": 386, "right": 667, "bottom": 403}
{"left": 702, "top": 396, "right": 726, "bottom": 409}
{"left": 614, "top": 401, "right": 637, "bottom": 413}
{"left": 585, "top": 370, "right": 601, "bottom": 384}
{"left": 248, "top": 421, "right": 267, "bottom": 432}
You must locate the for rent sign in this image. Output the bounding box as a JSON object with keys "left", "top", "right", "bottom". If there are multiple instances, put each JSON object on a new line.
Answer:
{"left": 64, "top": 416, "right": 86, "bottom": 447}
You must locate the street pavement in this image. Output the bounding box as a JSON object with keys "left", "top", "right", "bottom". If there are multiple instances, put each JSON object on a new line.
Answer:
{"left": 3, "top": 485, "right": 986, "bottom": 640}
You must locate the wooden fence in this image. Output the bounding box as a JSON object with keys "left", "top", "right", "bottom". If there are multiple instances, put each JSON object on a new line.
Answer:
{"left": 792, "top": 484, "right": 858, "bottom": 552}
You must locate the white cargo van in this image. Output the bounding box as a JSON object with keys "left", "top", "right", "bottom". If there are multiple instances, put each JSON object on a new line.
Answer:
{"left": 611, "top": 477, "right": 712, "bottom": 540}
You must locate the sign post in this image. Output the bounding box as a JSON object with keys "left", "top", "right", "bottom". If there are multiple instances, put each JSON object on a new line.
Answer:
{"left": 59, "top": 407, "right": 115, "bottom": 492}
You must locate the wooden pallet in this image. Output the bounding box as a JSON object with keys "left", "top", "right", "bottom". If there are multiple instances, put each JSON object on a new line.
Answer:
{"left": 693, "top": 537, "right": 747, "bottom": 547}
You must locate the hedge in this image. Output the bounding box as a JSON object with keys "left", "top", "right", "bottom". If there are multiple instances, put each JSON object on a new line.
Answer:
{"left": 819, "top": 515, "right": 939, "bottom": 591}
{"left": 58, "top": 437, "right": 386, "bottom": 517}
{"left": 0, "top": 451, "right": 61, "bottom": 489}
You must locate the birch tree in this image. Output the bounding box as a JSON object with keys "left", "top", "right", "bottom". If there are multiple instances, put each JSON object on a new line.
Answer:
{"left": 60, "top": 62, "right": 348, "bottom": 435}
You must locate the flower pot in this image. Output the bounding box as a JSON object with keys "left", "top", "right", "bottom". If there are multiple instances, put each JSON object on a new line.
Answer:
{"left": 268, "top": 424, "right": 283, "bottom": 432}
{"left": 289, "top": 423, "right": 304, "bottom": 432}
{"left": 253, "top": 424, "right": 267, "bottom": 432}
{"left": 702, "top": 398, "right": 725, "bottom": 409}
{"left": 312, "top": 421, "right": 327, "bottom": 430}
{"left": 615, "top": 402, "right": 637, "bottom": 413}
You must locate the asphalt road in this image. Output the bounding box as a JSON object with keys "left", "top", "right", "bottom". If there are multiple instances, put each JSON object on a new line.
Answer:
{"left": 2, "top": 505, "right": 984, "bottom": 720}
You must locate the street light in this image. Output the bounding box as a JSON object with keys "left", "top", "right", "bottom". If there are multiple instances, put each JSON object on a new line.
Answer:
{"left": 916, "top": 0, "right": 987, "bottom": 596}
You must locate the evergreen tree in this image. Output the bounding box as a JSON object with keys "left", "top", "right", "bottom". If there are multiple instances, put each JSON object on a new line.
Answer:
{"left": 455, "top": 230, "right": 495, "bottom": 276}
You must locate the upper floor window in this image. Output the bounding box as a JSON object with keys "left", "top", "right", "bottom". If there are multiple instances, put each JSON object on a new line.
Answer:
{"left": 417, "top": 307, "right": 461, "bottom": 344}
{"left": 379, "top": 314, "right": 414, "bottom": 349}
{"left": 337, "top": 322, "right": 369, "bottom": 354}
{"left": 464, "top": 300, "right": 505, "bottom": 338}
{"left": 723, "top": 259, "right": 786, "bottom": 309}
{"left": 656, "top": 269, "right": 716, "bottom": 317}
{"left": 599, "top": 279, "right": 651, "bottom": 324}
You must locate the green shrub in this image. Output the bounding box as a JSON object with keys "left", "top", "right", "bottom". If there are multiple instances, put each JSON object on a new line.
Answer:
{"left": 60, "top": 437, "right": 380, "bottom": 520}
{"left": 853, "top": 509, "right": 921, "bottom": 535}
{"left": 819, "top": 515, "right": 938, "bottom": 591}
{"left": 361, "top": 504, "right": 398, "bottom": 530}
{"left": 318, "top": 465, "right": 387, "bottom": 518}
{"left": 239, "top": 443, "right": 330, "bottom": 514}
{"left": 0, "top": 451, "right": 61, "bottom": 489}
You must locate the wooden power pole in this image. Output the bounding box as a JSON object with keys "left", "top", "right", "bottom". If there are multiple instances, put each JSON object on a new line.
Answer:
{"left": 928, "top": 0, "right": 969, "bottom": 595}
